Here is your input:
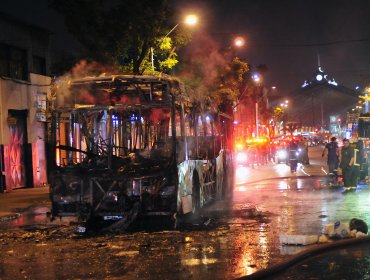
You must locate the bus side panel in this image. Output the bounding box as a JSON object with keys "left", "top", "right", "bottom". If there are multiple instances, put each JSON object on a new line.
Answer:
{"left": 177, "top": 156, "right": 227, "bottom": 214}
{"left": 220, "top": 149, "right": 234, "bottom": 198}
{"left": 177, "top": 160, "right": 203, "bottom": 214}
{"left": 216, "top": 151, "right": 224, "bottom": 199}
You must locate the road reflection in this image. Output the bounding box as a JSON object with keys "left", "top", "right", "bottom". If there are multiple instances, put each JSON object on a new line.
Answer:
{"left": 1, "top": 169, "right": 370, "bottom": 279}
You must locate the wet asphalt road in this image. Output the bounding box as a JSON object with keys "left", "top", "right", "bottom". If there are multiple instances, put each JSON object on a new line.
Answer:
{"left": 1, "top": 146, "right": 370, "bottom": 279}
{"left": 264, "top": 240, "right": 370, "bottom": 280}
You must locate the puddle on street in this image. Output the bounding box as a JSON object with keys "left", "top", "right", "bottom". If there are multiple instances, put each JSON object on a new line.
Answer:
{"left": 0, "top": 205, "right": 74, "bottom": 231}
{"left": 1, "top": 177, "right": 370, "bottom": 279}
{"left": 236, "top": 176, "right": 333, "bottom": 191}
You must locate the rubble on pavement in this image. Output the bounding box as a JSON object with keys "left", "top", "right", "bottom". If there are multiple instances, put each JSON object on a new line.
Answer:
{"left": 280, "top": 218, "right": 368, "bottom": 246}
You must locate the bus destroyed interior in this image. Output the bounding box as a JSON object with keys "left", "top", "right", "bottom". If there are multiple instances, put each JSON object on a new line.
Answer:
{"left": 47, "top": 75, "right": 233, "bottom": 231}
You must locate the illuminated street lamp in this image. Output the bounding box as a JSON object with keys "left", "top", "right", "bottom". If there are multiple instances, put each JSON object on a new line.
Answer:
{"left": 280, "top": 100, "right": 289, "bottom": 108}
{"left": 184, "top": 14, "right": 198, "bottom": 25}
{"left": 252, "top": 73, "right": 261, "bottom": 84}
{"left": 164, "top": 14, "right": 198, "bottom": 38}
{"left": 151, "top": 14, "right": 198, "bottom": 70}
{"left": 233, "top": 36, "right": 245, "bottom": 48}
{"left": 222, "top": 35, "right": 246, "bottom": 60}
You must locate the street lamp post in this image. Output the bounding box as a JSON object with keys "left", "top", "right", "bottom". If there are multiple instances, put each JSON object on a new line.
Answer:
{"left": 255, "top": 102, "right": 259, "bottom": 137}
{"left": 280, "top": 100, "right": 289, "bottom": 135}
{"left": 151, "top": 14, "right": 198, "bottom": 71}
{"left": 252, "top": 74, "right": 262, "bottom": 138}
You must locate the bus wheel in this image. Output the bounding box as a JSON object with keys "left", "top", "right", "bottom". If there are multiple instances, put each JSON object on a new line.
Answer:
{"left": 192, "top": 171, "right": 201, "bottom": 215}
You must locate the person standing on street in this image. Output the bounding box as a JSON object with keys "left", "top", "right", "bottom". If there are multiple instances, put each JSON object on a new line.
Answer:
{"left": 322, "top": 137, "right": 339, "bottom": 175}
{"left": 288, "top": 140, "right": 299, "bottom": 173}
{"left": 339, "top": 138, "right": 355, "bottom": 189}
{"left": 302, "top": 138, "right": 310, "bottom": 165}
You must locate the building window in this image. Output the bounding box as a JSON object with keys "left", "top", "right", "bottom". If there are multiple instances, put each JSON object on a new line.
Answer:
{"left": 0, "top": 44, "right": 8, "bottom": 77}
{"left": 0, "top": 43, "right": 27, "bottom": 81}
{"left": 32, "top": 55, "right": 46, "bottom": 75}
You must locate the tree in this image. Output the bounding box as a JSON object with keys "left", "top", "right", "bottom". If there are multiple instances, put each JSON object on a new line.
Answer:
{"left": 270, "top": 106, "right": 284, "bottom": 137}
{"left": 179, "top": 41, "right": 251, "bottom": 115}
{"left": 155, "top": 27, "right": 192, "bottom": 73}
{"left": 49, "top": 0, "right": 189, "bottom": 74}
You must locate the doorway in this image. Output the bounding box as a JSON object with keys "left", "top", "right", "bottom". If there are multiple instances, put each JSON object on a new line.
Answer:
{"left": 5, "top": 110, "right": 33, "bottom": 190}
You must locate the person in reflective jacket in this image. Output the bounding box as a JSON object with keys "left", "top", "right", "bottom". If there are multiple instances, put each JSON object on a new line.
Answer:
{"left": 339, "top": 138, "right": 354, "bottom": 189}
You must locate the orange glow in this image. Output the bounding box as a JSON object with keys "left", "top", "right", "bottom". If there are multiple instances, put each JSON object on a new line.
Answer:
{"left": 234, "top": 36, "right": 245, "bottom": 47}
{"left": 184, "top": 14, "right": 198, "bottom": 25}
{"left": 235, "top": 142, "right": 245, "bottom": 151}
{"left": 245, "top": 137, "right": 269, "bottom": 144}
{"left": 236, "top": 186, "right": 247, "bottom": 192}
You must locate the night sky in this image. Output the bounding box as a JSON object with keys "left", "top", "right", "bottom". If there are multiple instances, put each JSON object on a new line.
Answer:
{"left": 1, "top": 0, "right": 369, "bottom": 95}
{"left": 176, "top": 0, "right": 370, "bottom": 94}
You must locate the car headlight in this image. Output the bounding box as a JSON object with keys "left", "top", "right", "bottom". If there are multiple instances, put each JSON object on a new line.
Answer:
{"left": 277, "top": 150, "right": 287, "bottom": 159}
{"left": 236, "top": 152, "right": 248, "bottom": 163}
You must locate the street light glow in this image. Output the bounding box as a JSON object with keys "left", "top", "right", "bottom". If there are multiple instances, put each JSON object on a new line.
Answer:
{"left": 252, "top": 74, "right": 260, "bottom": 83}
{"left": 234, "top": 36, "right": 245, "bottom": 47}
{"left": 164, "top": 14, "right": 198, "bottom": 38}
{"left": 184, "top": 14, "right": 198, "bottom": 25}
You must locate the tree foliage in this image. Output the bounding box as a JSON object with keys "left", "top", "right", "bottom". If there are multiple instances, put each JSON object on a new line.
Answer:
{"left": 49, "top": 0, "right": 189, "bottom": 74}
{"left": 180, "top": 53, "right": 250, "bottom": 115}
{"left": 273, "top": 106, "right": 284, "bottom": 120}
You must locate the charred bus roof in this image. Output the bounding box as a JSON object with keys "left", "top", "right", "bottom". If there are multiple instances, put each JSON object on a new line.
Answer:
{"left": 54, "top": 74, "right": 184, "bottom": 109}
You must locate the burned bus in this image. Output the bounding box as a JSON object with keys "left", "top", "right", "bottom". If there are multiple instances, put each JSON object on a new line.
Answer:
{"left": 47, "top": 75, "right": 233, "bottom": 229}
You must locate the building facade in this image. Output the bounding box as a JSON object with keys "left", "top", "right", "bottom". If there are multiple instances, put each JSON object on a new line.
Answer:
{"left": 287, "top": 66, "right": 359, "bottom": 135}
{"left": 0, "top": 13, "right": 51, "bottom": 191}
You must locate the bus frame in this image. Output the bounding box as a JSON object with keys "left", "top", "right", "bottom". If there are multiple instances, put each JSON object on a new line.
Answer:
{"left": 47, "top": 75, "right": 233, "bottom": 229}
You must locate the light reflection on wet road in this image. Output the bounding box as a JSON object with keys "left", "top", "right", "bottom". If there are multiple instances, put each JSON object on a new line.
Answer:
{"left": 1, "top": 149, "right": 370, "bottom": 279}
{"left": 214, "top": 175, "right": 370, "bottom": 278}
{"left": 233, "top": 176, "right": 370, "bottom": 234}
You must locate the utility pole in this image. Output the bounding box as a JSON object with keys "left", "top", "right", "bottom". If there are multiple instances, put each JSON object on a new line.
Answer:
{"left": 321, "top": 103, "right": 324, "bottom": 132}
{"left": 311, "top": 93, "right": 315, "bottom": 129}
{"left": 256, "top": 102, "right": 259, "bottom": 137}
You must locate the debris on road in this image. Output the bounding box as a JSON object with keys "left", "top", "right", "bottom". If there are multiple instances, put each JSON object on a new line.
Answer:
{"left": 281, "top": 218, "right": 369, "bottom": 247}
{"left": 279, "top": 234, "right": 318, "bottom": 245}
{"left": 324, "top": 218, "right": 368, "bottom": 239}
{"left": 324, "top": 221, "right": 350, "bottom": 239}
{"left": 175, "top": 213, "right": 215, "bottom": 230}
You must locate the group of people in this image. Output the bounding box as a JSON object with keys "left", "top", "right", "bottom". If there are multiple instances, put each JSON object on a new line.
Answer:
{"left": 322, "top": 137, "right": 362, "bottom": 189}
{"left": 246, "top": 143, "right": 276, "bottom": 168}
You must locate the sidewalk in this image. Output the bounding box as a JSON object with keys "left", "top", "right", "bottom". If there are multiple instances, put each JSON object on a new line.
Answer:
{"left": 0, "top": 186, "right": 50, "bottom": 220}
